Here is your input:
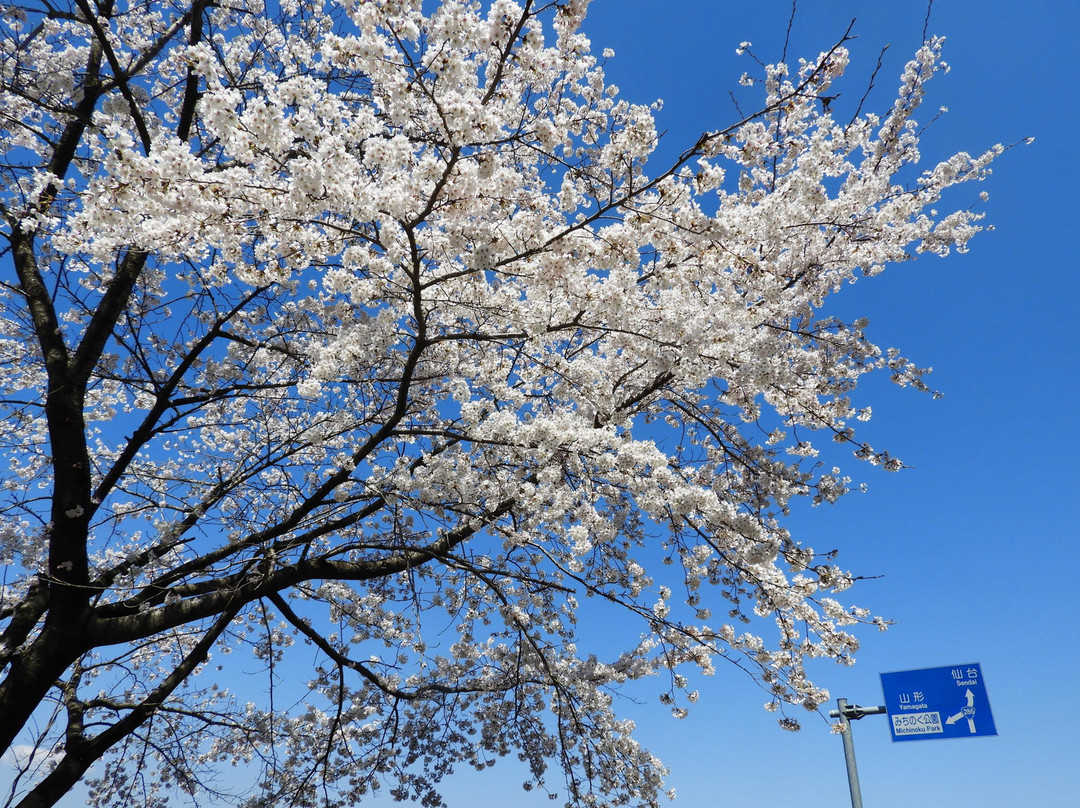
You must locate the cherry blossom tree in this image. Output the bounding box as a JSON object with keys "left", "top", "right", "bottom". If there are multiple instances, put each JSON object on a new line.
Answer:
{"left": 0, "top": 0, "right": 1003, "bottom": 806}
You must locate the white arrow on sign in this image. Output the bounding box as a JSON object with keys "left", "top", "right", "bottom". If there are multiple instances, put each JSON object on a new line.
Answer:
{"left": 946, "top": 689, "right": 976, "bottom": 733}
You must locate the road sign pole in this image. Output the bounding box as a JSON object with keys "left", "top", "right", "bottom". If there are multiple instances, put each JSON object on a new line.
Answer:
{"left": 836, "top": 698, "right": 864, "bottom": 808}
{"left": 829, "top": 699, "right": 888, "bottom": 808}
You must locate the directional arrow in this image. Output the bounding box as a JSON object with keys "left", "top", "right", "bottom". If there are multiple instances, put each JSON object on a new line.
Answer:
{"left": 946, "top": 689, "right": 976, "bottom": 733}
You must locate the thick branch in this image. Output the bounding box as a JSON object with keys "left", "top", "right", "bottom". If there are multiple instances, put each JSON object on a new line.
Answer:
{"left": 0, "top": 578, "right": 50, "bottom": 671}
{"left": 13, "top": 605, "right": 240, "bottom": 808}
{"left": 176, "top": 0, "right": 208, "bottom": 143}
{"left": 68, "top": 249, "right": 147, "bottom": 392}
{"left": 71, "top": 0, "right": 152, "bottom": 152}
{"left": 87, "top": 495, "right": 518, "bottom": 648}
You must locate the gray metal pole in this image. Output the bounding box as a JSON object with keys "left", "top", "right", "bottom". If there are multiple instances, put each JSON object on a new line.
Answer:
{"left": 836, "top": 698, "right": 864, "bottom": 808}
{"left": 828, "top": 700, "right": 887, "bottom": 808}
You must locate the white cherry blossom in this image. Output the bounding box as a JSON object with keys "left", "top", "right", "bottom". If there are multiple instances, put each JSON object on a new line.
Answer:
{"left": 0, "top": 1, "right": 1005, "bottom": 807}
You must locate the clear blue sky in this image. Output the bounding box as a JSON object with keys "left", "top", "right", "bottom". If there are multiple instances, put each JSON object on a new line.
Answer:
{"left": 8, "top": 2, "right": 1078, "bottom": 807}
{"left": 426, "top": 1, "right": 1080, "bottom": 806}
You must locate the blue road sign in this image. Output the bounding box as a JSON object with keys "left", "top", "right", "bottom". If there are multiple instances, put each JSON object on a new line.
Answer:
{"left": 879, "top": 663, "right": 996, "bottom": 742}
